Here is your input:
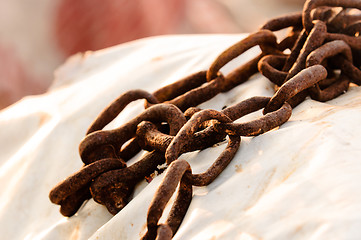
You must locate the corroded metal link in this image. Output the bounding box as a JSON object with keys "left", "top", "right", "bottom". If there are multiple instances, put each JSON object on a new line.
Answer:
{"left": 325, "top": 32, "right": 361, "bottom": 50}
{"left": 334, "top": 56, "right": 361, "bottom": 85}
{"left": 306, "top": 40, "right": 353, "bottom": 67}
{"left": 147, "top": 57, "right": 261, "bottom": 112}
{"left": 342, "top": 21, "right": 361, "bottom": 66}
{"left": 151, "top": 71, "right": 207, "bottom": 103}
{"left": 221, "top": 54, "right": 263, "bottom": 92}
{"left": 221, "top": 96, "right": 270, "bottom": 121}
{"left": 151, "top": 57, "right": 260, "bottom": 112}
{"left": 343, "top": 21, "right": 361, "bottom": 35}
{"left": 135, "top": 122, "right": 179, "bottom": 152}
{"left": 261, "top": 12, "right": 302, "bottom": 31}
{"left": 286, "top": 20, "right": 327, "bottom": 81}
{"left": 287, "top": 91, "right": 310, "bottom": 109}
{"left": 84, "top": 89, "right": 158, "bottom": 163}
{"left": 222, "top": 102, "right": 292, "bottom": 136}
{"left": 136, "top": 121, "right": 226, "bottom": 154}
{"left": 317, "top": 75, "right": 339, "bottom": 88}
{"left": 164, "top": 171, "right": 193, "bottom": 236}
{"left": 59, "top": 185, "right": 92, "bottom": 217}
{"left": 87, "top": 89, "right": 159, "bottom": 134}
{"left": 306, "top": 39, "right": 357, "bottom": 90}
{"left": 328, "top": 8, "right": 361, "bottom": 32}
{"left": 49, "top": 158, "right": 126, "bottom": 205}
{"left": 282, "top": 29, "right": 308, "bottom": 72}
{"left": 146, "top": 54, "right": 262, "bottom": 112}
{"left": 278, "top": 28, "right": 302, "bottom": 51}
{"left": 184, "top": 135, "right": 240, "bottom": 186}
{"left": 264, "top": 65, "right": 328, "bottom": 114}
{"left": 139, "top": 97, "right": 272, "bottom": 153}
{"left": 142, "top": 159, "right": 192, "bottom": 240}
{"left": 166, "top": 75, "right": 225, "bottom": 112}
{"left": 310, "top": 6, "right": 336, "bottom": 22}
{"left": 207, "top": 30, "right": 278, "bottom": 81}
{"left": 79, "top": 103, "right": 186, "bottom": 164}
{"left": 82, "top": 144, "right": 118, "bottom": 164}
{"left": 118, "top": 137, "right": 142, "bottom": 161}
{"left": 90, "top": 151, "right": 165, "bottom": 215}
{"left": 164, "top": 109, "right": 241, "bottom": 187}
{"left": 183, "top": 107, "right": 202, "bottom": 119}
{"left": 309, "top": 73, "right": 350, "bottom": 101}
{"left": 51, "top": 158, "right": 126, "bottom": 217}
{"left": 137, "top": 121, "right": 240, "bottom": 187}
{"left": 166, "top": 109, "right": 233, "bottom": 165}
{"left": 155, "top": 224, "right": 172, "bottom": 240}
{"left": 303, "top": 0, "right": 361, "bottom": 33}
{"left": 258, "top": 55, "right": 288, "bottom": 86}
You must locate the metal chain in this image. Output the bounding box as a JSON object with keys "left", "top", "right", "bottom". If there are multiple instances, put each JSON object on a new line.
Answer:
{"left": 49, "top": 0, "right": 361, "bottom": 239}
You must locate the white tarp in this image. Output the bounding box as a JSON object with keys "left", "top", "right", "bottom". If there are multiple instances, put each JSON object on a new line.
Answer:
{"left": 1, "top": 34, "right": 361, "bottom": 240}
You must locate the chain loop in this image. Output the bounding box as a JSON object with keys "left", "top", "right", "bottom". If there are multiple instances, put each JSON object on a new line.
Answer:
{"left": 264, "top": 65, "right": 328, "bottom": 114}
{"left": 258, "top": 55, "right": 288, "bottom": 86}
{"left": 141, "top": 159, "right": 192, "bottom": 240}
{"left": 87, "top": 89, "right": 159, "bottom": 134}
{"left": 79, "top": 103, "right": 186, "bottom": 164}
{"left": 165, "top": 109, "right": 233, "bottom": 164}
{"left": 222, "top": 101, "right": 292, "bottom": 137}
{"left": 206, "top": 30, "right": 278, "bottom": 81}
{"left": 90, "top": 151, "right": 165, "bottom": 214}
{"left": 303, "top": 0, "right": 361, "bottom": 33}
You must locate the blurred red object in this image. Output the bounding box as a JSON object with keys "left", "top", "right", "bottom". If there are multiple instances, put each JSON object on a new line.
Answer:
{"left": 55, "top": 0, "right": 186, "bottom": 56}
{"left": 0, "top": 45, "right": 43, "bottom": 109}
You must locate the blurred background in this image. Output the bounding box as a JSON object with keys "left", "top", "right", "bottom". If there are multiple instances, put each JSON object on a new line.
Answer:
{"left": 0, "top": 0, "right": 304, "bottom": 109}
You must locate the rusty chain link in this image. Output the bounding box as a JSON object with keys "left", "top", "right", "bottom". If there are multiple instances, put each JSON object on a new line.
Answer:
{"left": 49, "top": 0, "right": 361, "bottom": 239}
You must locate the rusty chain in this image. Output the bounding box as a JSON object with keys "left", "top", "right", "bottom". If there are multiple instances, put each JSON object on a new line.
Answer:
{"left": 49, "top": 0, "right": 361, "bottom": 239}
